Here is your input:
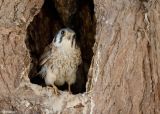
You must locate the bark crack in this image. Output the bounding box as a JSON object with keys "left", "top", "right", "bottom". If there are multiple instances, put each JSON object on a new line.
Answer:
{"left": 0, "top": 69, "right": 11, "bottom": 94}
{"left": 0, "top": 0, "right": 4, "bottom": 10}
{"left": 13, "top": 1, "right": 21, "bottom": 22}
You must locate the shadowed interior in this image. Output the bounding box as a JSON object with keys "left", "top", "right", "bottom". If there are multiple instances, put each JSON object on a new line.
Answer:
{"left": 25, "top": 0, "right": 96, "bottom": 94}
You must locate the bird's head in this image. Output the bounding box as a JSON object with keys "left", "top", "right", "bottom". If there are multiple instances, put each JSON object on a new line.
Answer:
{"left": 53, "top": 28, "right": 77, "bottom": 50}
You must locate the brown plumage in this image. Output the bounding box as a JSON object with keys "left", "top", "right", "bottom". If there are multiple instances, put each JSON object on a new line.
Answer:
{"left": 39, "top": 28, "right": 82, "bottom": 95}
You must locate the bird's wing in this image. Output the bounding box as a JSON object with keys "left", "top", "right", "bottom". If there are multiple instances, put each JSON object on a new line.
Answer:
{"left": 39, "top": 44, "right": 54, "bottom": 66}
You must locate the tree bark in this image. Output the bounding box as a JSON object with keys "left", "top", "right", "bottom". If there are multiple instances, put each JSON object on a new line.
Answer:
{"left": 0, "top": 0, "right": 43, "bottom": 95}
{"left": 0, "top": 0, "right": 160, "bottom": 114}
{"left": 91, "top": 0, "right": 160, "bottom": 114}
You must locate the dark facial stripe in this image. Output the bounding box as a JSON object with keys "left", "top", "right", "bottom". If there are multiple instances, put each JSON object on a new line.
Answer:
{"left": 59, "top": 35, "right": 63, "bottom": 43}
{"left": 59, "top": 30, "right": 65, "bottom": 43}
{"left": 71, "top": 34, "right": 76, "bottom": 48}
{"left": 71, "top": 38, "right": 77, "bottom": 48}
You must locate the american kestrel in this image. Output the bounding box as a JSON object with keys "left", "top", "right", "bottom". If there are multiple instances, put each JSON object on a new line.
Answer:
{"left": 38, "top": 28, "right": 82, "bottom": 95}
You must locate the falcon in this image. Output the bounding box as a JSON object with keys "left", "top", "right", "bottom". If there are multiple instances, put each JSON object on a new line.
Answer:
{"left": 39, "top": 28, "right": 82, "bottom": 95}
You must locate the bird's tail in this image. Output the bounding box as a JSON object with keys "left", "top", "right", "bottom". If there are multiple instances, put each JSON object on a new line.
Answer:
{"left": 37, "top": 66, "right": 47, "bottom": 78}
{"left": 30, "top": 66, "right": 46, "bottom": 86}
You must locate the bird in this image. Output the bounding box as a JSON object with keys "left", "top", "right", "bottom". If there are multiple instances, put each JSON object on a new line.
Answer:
{"left": 38, "top": 28, "right": 82, "bottom": 95}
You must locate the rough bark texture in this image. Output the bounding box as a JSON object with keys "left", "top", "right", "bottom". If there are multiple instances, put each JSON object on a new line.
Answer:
{"left": 91, "top": 0, "right": 160, "bottom": 114}
{"left": 0, "top": 0, "right": 160, "bottom": 114}
{"left": 0, "top": 0, "right": 43, "bottom": 96}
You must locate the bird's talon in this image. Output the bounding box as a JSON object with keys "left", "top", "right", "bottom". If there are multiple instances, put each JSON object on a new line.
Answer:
{"left": 54, "top": 89, "right": 60, "bottom": 96}
{"left": 52, "top": 85, "right": 60, "bottom": 96}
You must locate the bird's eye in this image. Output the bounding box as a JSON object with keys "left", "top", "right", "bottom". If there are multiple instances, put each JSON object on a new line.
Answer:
{"left": 61, "top": 30, "right": 65, "bottom": 35}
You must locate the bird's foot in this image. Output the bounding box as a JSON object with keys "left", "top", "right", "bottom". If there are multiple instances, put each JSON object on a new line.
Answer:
{"left": 52, "top": 85, "right": 60, "bottom": 96}
{"left": 47, "top": 85, "right": 60, "bottom": 96}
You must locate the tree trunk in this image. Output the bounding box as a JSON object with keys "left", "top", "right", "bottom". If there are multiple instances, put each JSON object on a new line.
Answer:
{"left": 0, "top": 0, "right": 160, "bottom": 114}
{"left": 91, "top": 0, "right": 160, "bottom": 113}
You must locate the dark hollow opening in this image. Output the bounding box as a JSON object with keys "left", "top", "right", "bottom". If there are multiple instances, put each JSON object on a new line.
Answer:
{"left": 25, "top": 0, "right": 96, "bottom": 94}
